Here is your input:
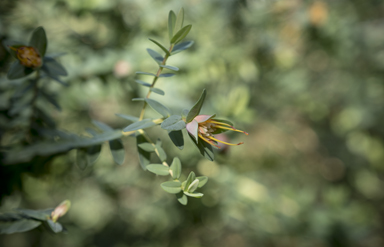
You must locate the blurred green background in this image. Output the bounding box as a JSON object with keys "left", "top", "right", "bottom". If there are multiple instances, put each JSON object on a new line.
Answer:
{"left": 1, "top": 0, "right": 384, "bottom": 246}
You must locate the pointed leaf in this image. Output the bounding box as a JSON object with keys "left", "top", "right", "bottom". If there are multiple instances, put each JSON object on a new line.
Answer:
{"left": 135, "top": 80, "right": 151, "bottom": 87}
{"left": 184, "top": 192, "right": 204, "bottom": 198}
{"left": 76, "top": 148, "right": 89, "bottom": 170}
{"left": 171, "top": 25, "right": 192, "bottom": 44}
{"left": 159, "top": 65, "right": 179, "bottom": 71}
{"left": 145, "top": 98, "right": 171, "bottom": 118}
{"left": 197, "top": 176, "right": 208, "bottom": 188}
{"left": 155, "top": 145, "right": 167, "bottom": 162}
{"left": 161, "top": 181, "right": 182, "bottom": 194}
{"left": 184, "top": 171, "right": 196, "bottom": 191}
{"left": 148, "top": 38, "right": 170, "bottom": 56}
{"left": 147, "top": 164, "right": 170, "bottom": 176}
{"left": 186, "top": 89, "right": 206, "bottom": 123}
{"left": 40, "top": 91, "right": 61, "bottom": 111}
{"left": 92, "top": 120, "right": 113, "bottom": 132}
{"left": 136, "top": 133, "right": 151, "bottom": 170}
{"left": 168, "top": 130, "right": 184, "bottom": 150}
{"left": 0, "top": 218, "right": 41, "bottom": 234}
{"left": 168, "top": 10, "right": 177, "bottom": 41}
{"left": 150, "top": 87, "right": 165, "bottom": 95}
{"left": 29, "top": 27, "right": 47, "bottom": 56}
{"left": 176, "top": 192, "right": 188, "bottom": 205}
{"left": 174, "top": 8, "right": 184, "bottom": 33}
{"left": 171, "top": 41, "right": 194, "bottom": 55}
{"left": 86, "top": 144, "right": 102, "bottom": 164}
{"left": 42, "top": 58, "right": 67, "bottom": 76}
{"left": 109, "top": 138, "right": 125, "bottom": 165}
{"left": 161, "top": 115, "right": 186, "bottom": 131}
{"left": 7, "top": 61, "right": 34, "bottom": 80}
{"left": 170, "top": 157, "right": 182, "bottom": 179}
{"left": 147, "top": 48, "right": 164, "bottom": 64}
{"left": 187, "top": 178, "right": 199, "bottom": 193}
{"left": 17, "top": 209, "right": 53, "bottom": 221}
{"left": 189, "top": 133, "right": 214, "bottom": 161}
{"left": 136, "top": 71, "right": 156, "bottom": 76}
{"left": 46, "top": 219, "right": 63, "bottom": 233}
{"left": 138, "top": 143, "right": 156, "bottom": 152}
{"left": 123, "top": 119, "right": 158, "bottom": 132}
{"left": 115, "top": 113, "right": 139, "bottom": 122}
{"left": 159, "top": 73, "right": 175, "bottom": 77}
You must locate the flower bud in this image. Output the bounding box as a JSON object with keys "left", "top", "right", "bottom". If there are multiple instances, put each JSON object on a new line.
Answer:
{"left": 51, "top": 200, "right": 71, "bottom": 222}
{"left": 15, "top": 46, "right": 42, "bottom": 68}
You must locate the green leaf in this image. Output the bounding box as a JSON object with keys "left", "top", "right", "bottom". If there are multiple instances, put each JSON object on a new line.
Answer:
{"left": 184, "top": 171, "right": 196, "bottom": 191}
{"left": 161, "top": 181, "right": 182, "bottom": 194}
{"left": 86, "top": 144, "right": 102, "bottom": 164}
{"left": 171, "top": 41, "right": 194, "bottom": 55}
{"left": 145, "top": 98, "right": 171, "bottom": 118}
{"left": 17, "top": 209, "right": 53, "bottom": 221}
{"left": 186, "top": 89, "right": 206, "bottom": 123}
{"left": 42, "top": 58, "right": 68, "bottom": 76}
{"left": 123, "top": 119, "right": 158, "bottom": 132}
{"left": 29, "top": 26, "right": 47, "bottom": 57}
{"left": 5, "top": 130, "right": 123, "bottom": 164}
{"left": 109, "top": 138, "right": 125, "bottom": 165}
{"left": 147, "top": 164, "right": 169, "bottom": 176}
{"left": 115, "top": 113, "right": 139, "bottom": 122}
{"left": 148, "top": 38, "right": 170, "bottom": 56}
{"left": 136, "top": 71, "right": 156, "bottom": 76}
{"left": 170, "top": 157, "right": 182, "bottom": 179}
{"left": 46, "top": 219, "right": 63, "bottom": 233}
{"left": 132, "top": 98, "right": 145, "bottom": 101}
{"left": 43, "top": 70, "right": 69, "bottom": 86}
{"left": 184, "top": 192, "right": 204, "bottom": 198}
{"left": 92, "top": 120, "right": 113, "bottom": 132}
{"left": 189, "top": 133, "right": 214, "bottom": 161}
{"left": 181, "top": 109, "right": 189, "bottom": 119}
{"left": 147, "top": 48, "right": 164, "bottom": 64}
{"left": 168, "top": 10, "right": 177, "bottom": 41}
{"left": 40, "top": 90, "right": 61, "bottom": 111}
{"left": 136, "top": 133, "right": 151, "bottom": 170}
{"left": 76, "top": 148, "right": 89, "bottom": 170}
{"left": 197, "top": 176, "right": 208, "bottom": 188}
{"left": 176, "top": 192, "right": 188, "bottom": 205}
{"left": 171, "top": 25, "right": 192, "bottom": 44}
{"left": 0, "top": 218, "right": 41, "bottom": 234}
{"left": 168, "top": 130, "right": 184, "bottom": 150}
{"left": 174, "top": 8, "right": 184, "bottom": 34}
{"left": 187, "top": 178, "right": 199, "bottom": 193}
{"left": 159, "top": 65, "right": 179, "bottom": 71}
{"left": 7, "top": 61, "right": 34, "bottom": 80}
{"left": 138, "top": 143, "right": 156, "bottom": 152}
{"left": 155, "top": 145, "right": 167, "bottom": 162}
{"left": 135, "top": 80, "right": 151, "bottom": 87}
{"left": 159, "top": 73, "right": 175, "bottom": 77}
{"left": 161, "top": 115, "right": 186, "bottom": 131}
{"left": 150, "top": 87, "right": 165, "bottom": 95}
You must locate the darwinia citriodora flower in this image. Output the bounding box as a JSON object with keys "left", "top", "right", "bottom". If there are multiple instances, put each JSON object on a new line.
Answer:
{"left": 10, "top": 46, "right": 42, "bottom": 68}
{"left": 186, "top": 114, "right": 248, "bottom": 148}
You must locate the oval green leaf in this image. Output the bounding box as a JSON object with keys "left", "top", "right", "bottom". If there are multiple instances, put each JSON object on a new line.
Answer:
{"left": 161, "top": 181, "right": 182, "bottom": 194}
{"left": 109, "top": 138, "right": 125, "bottom": 165}
{"left": 161, "top": 115, "right": 186, "bottom": 131}
{"left": 145, "top": 98, "right": 171, "bottom": 118}
{"left": 29, "top": 26, "right": 47, "bottom": 57}
{"left": 150, "top": 87, "right": 165, "bottom": 95}
{"left": 123, "top": 119, "right": 158, "bottom": 132}
{"left": 147, "top": 48, "right": 164, "bottom": 64}
{"left": 147, "top": 164, "right": 170, "bottom": 176}
{"left": 197, "top": 176, "right": 208, "bottom": 188}
{"left": 186, "top": 89, "right": 206, "bottom": 123}
{"left": 170, "top": 157, "right": 182, "bottom": 179}
{"left": 168, "top": 130, "right": 184, "bottom": 150}
{"left": 171, "top": 25, "right": 192, "bottom": 44}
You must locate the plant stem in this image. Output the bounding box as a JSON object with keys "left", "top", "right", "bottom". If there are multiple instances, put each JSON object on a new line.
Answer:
{"left": 26, "top": 70, "right": 40, "bottom": 143}
{"left": 138, "top": 44, "right": 175, "bottom": 120}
